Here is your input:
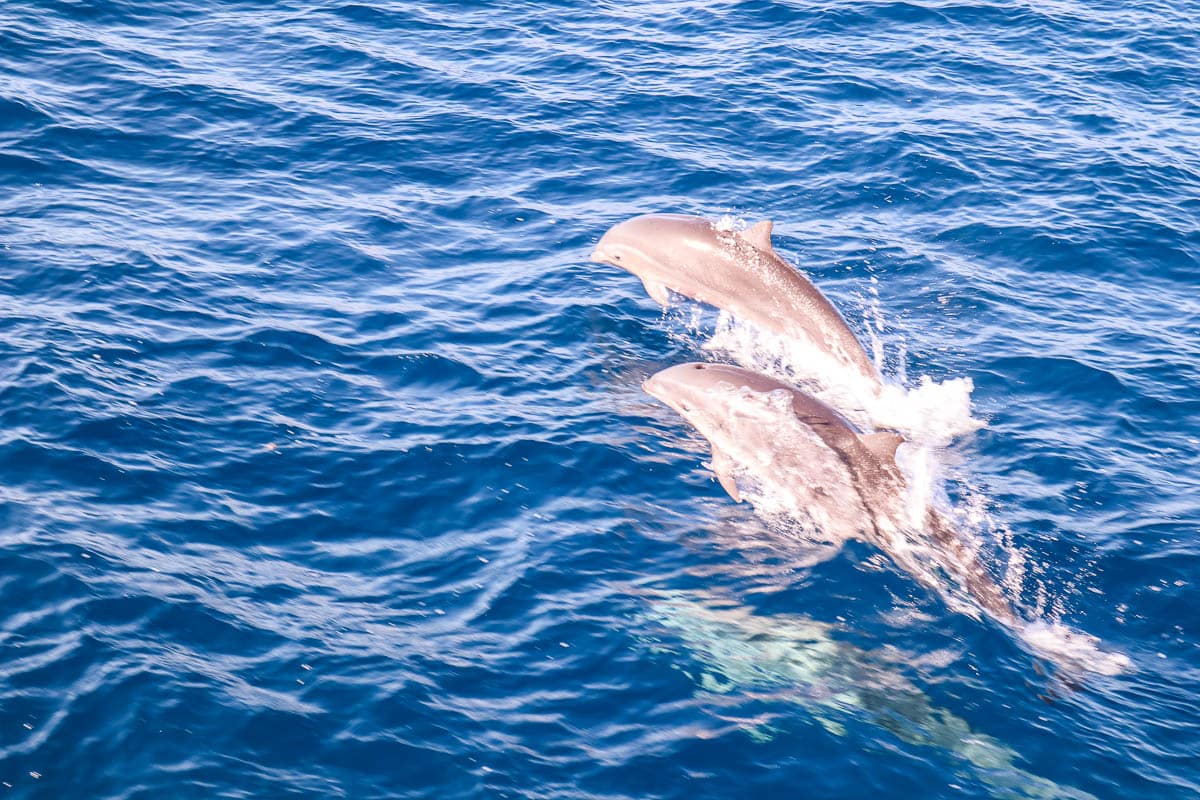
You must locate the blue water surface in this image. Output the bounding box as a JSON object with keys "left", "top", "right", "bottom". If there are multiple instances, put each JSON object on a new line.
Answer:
{"left": 1, "top": 1, "right": 1198, "bottom": 797}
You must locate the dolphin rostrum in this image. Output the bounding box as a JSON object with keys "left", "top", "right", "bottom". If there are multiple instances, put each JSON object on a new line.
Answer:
{"left": 593, "top": 214, "right": 882, "bottom": 391}
{"left": 642, "top": 362, "right": 1017, "bottom": 629}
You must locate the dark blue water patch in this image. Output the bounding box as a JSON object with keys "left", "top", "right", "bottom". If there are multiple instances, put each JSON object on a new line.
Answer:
{"left": 1, "top": 437, "right": 175, "bottom": 502}
{"left": 0, "top": 98, "right": 55, "bottom": 138}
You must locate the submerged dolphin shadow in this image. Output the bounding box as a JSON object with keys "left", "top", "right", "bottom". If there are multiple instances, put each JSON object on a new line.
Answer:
{"left": 636, "top": 586, "right": 1097, "bottom": 800}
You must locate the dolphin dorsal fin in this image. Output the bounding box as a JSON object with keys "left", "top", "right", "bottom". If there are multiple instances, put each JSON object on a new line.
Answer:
{"left": 861, "top": 431, "right": 904, "bottom": 463}
{"left": 742, "top": 220, "right": 774, "bottom": 252}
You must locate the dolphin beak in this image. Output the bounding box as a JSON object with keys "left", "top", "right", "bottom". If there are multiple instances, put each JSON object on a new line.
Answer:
{"left": 642, "top": 374, "right": 662, "bottom": 397}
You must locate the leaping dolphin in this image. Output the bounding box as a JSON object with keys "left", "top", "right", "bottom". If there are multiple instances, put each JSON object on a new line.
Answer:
{"left": 593, "top": 213, "right": 883, "bottom": 392}
{"left": 642, "top": 362, "right": 1018, "bottom": 629}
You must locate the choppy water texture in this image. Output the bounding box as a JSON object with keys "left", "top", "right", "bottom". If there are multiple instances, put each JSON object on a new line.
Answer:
{"left": 1, "top": 1, "right": 1198, "bottom": 797}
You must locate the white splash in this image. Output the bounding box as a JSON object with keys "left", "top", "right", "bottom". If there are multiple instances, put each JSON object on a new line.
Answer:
{"left": 702, "top": 312, "right": 981, "bottom": 447}
{"left": 713, "top": 213, "right": 743, "bottom": 233}
{"left": 1022, "top": 621, "right": 1133, "bottom": 677}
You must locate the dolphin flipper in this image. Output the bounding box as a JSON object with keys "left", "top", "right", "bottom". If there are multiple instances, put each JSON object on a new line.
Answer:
{"left": 641, "top": 277, "right": 672, "bottom": 307}
{"left": 711, "top": 448, "right": 742, "bottom": 502}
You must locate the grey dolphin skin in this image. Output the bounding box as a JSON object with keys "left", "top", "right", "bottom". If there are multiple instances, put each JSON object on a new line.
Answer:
{"left": 641, "top": 589, "right": 1096, "bottom": 800}
{"left": 643, "top": 362, "right": 1018, "bottom": 630}
{"left": 592, "top": 213, "right": 882, "bottom": 390}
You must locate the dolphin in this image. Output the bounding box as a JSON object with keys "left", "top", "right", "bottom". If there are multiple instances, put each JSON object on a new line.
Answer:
{"left": 592, "top": 213, "right": 882, "bottom": 391}
{"left": 639, "top": 588, "right": 1097, "bottom": 800}
{"left": 642, "top": 362, "right": 1018, "bottom": 629}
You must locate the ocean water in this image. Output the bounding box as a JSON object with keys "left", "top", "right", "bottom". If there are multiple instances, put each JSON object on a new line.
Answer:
{"left": 1, "top": 0, "right": 1198, "bottom": 797}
